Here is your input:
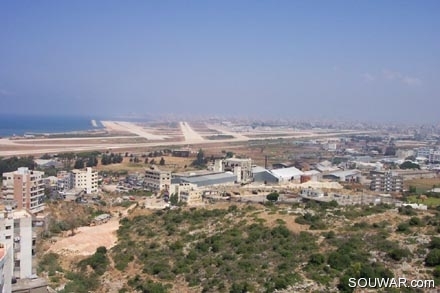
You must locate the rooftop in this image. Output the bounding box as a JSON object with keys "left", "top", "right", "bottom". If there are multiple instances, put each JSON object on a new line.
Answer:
{"left": 270, "top": 166, "right": 304, "bottom": 179}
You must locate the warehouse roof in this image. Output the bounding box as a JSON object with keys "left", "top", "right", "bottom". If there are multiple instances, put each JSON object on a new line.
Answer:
{"left": 174, "top": 172, "right": 236, "bottom": 187}
{"left": 270, "top": 166, "right": 304, "bottom": 180}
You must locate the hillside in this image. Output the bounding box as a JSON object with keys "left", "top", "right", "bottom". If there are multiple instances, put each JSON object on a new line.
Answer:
{"left": 38, "top": 201, "right": 440, "bottom": 292}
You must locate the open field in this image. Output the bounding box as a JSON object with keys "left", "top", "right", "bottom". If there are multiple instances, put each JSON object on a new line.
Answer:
{"left": 407, "top": 195, "right": 440, "bottom": 207}
{"left": 48, "top": 217, "right": 120, "bottom": 256}
{"left": 404, "top": 178, "right": 440, "bottom": 193}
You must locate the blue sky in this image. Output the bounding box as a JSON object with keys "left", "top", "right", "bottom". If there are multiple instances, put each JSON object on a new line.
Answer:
{"left": 0, "top": 1, "right": 439, "bottom": 122}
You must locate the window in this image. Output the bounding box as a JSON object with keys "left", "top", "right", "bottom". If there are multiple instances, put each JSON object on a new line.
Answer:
{"left": 5, "top": 225, "right": 11, "bottom": 230}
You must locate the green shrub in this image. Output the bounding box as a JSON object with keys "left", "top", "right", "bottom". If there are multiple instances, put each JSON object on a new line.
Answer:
{"left": 426, "top": 249, "right": 440, "bottom": 266}
{"left": 388, "top": 248, "right": 411, "bottom": 261}
{"left": 409, "top": 217, "right": 422, "bottom": 226}
{"left": 396, "top": 222, "right": 410, "bottom": 233}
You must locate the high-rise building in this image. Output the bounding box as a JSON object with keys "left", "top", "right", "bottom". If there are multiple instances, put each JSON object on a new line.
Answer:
{"left": 2, "top": 168, "right": 45, "bottom": 214}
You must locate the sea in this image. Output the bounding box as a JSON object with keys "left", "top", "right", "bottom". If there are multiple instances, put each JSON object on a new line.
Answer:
{"left": 0, "top": 114, "right": 104, "bottom": 137}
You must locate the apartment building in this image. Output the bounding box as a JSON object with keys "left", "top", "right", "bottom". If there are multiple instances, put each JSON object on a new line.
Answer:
{"left": 2, "top": 168, "right": 45, "bottom": 214}
{"left": 145, "top": 167, "right": 171, "bottom": 191}
{"left": 415, "top": 147, "right": 440, "bottom": 163}
{"left": 370, "top": 171, "right": 404, "bottom": 193}
{"left": 57, "top": 168, "right": 99, "bottom": 194}
{"left": 56, "top": 171, "right": 72, "bottom": 192}
{"left": 0, "top": 206, "right": 34, "bottom": 284}
{"left": 170, "top": 182, "right": 202, "bottom": 205}
{"left": 71, "top": 167, "right": 98, "bottom": 194}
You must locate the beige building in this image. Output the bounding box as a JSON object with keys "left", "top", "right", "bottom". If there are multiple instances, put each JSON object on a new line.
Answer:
{"left": 145, "top": 167, "right": 171, "bottom": 192}
{"left": 2, "top": 168, "right": 45, "bottom": 214}
{"left": 71, "top": 167, "right": 98, "bottom": 194}
{"left": 170, "top": 183, "right": 202, "bottom": 205}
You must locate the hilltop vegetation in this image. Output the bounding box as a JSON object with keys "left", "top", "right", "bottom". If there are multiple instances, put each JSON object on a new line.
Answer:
{"left": 39, "top": 201, "right": 440, "bottom": 292}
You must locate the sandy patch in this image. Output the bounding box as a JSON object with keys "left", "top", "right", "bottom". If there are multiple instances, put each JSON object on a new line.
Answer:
{"left": 48, "top": 218, "right": 119, "bottom": 256}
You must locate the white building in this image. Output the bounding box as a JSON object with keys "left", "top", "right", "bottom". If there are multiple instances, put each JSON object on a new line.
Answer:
{"left": 71, "top": 167, "right": 98, "bottom": 194}
{"left": 2, "top": 168, "right": 45, "bottom": 214}
{"left": 0, "top": 242, "right": 12, "bottom": 293}
{"left": 0, "top": 207, "right": 34, "bottom": 282}
{"left": 145, "top": 167, "right": 171, "bottom": 192}
{"left": 270, "top": 166, "right": 304, "bottom": 182}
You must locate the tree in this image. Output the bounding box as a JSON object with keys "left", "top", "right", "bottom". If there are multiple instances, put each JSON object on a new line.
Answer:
{"left": 101, "top": 154, "right": 111, "bottom": 165}
{"left": 40, "top": 153, "right": 52, "bottom": 159}
{"left": 266, "top": 192, "right": 279, "bottom": 202}
{"left": 429, "top": 237, "right": 440, "bottom": 249}
{"left": 66, "top": 216, "right": 80, "bottom": 236}
{"left": 192, "top": 149, "right": 206, "bottom": 167}
{"left": 384, "top": 146, "right": 396, "bottom": 156}
{"left": 74, "top": 158, "right": 84, "bottom": 169}
{"left": 409, "top": 217, "right": 422, "bottom": 226}
{"left": 400, "top": 161, "right": 420, "bottom": 170}
{"left": 0, "top": 156, "right": 36, "bottom": 174}
{"left": 58, "top": 152, "right": 75, "bottom": 169}
{"left": 159, "top": 157, "right": 165, "bottom": 166}
{"left": 170, "top": 193, "right": 179, "bottom": 205}
{"left": 86, "top": 156, "right": 98, "bottom": 167}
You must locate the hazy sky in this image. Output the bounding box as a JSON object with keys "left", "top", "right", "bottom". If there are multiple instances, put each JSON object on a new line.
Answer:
{"left": 1, "top": 1, "right": 439, "bottom": 122}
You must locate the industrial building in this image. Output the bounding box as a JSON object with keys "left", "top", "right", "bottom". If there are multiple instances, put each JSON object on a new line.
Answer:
{"left": 322, "top": 170, "right": 361, "bottom": 183}
{"left": 252, "top": 166, "right": 279, "bottom": 184}
{"left": 172, "top": 172, "right": 236, "bottom": 187}
{"left": 270, "top": 166, "right": 304, "bottom": 182}
{"left": 214, "top": 158, "right": 253, "bottom": 183}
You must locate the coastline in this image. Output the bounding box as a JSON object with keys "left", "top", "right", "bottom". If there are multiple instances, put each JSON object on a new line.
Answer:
{"left": 0, "top": 114, "right": 103, "bottom": 138}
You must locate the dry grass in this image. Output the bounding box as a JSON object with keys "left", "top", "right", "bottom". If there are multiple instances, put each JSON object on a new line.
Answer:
{"left": 405, "top": 177, "right": 440, "bottom": 192}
